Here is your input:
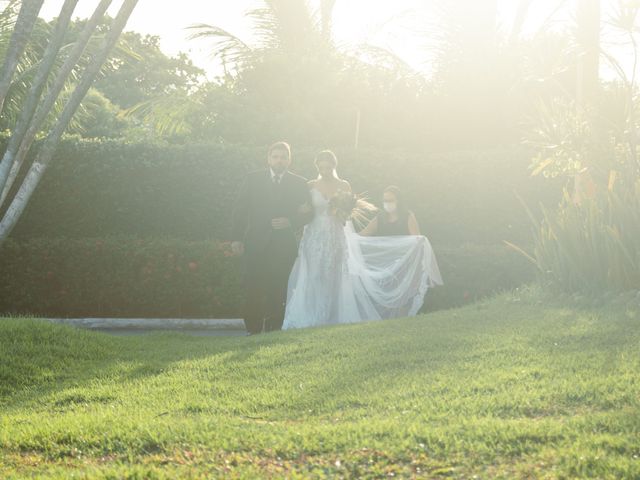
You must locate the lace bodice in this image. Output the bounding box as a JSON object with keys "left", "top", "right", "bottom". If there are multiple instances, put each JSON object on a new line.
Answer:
{"left": 310, "top": 188, "right": 330, "bottom": 217}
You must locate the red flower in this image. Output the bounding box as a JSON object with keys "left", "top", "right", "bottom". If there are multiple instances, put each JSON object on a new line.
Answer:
{"left": 188, "top": 261, "right": 198, "bottom": 272}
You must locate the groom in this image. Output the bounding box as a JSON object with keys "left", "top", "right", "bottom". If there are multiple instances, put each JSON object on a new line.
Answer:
{"left": 231, "top": 141, "right": 311, "bottom": 334}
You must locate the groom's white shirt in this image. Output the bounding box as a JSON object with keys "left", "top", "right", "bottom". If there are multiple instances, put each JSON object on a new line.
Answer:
{"left": 270, "top": 168, "right": 284, "bottom": 184}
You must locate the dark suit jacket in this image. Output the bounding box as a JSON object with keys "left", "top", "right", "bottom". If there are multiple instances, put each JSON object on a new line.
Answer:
{"left": 232, "top": 169, "right": 311, "bottom": 256}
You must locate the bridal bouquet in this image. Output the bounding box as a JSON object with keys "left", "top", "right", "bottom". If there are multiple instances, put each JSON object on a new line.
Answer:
{"left": 329, "top": 191, "right": 376, "bottom": 226}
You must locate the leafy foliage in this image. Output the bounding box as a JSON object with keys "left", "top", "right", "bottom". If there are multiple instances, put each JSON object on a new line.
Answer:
{"left": 520, "top": 3, "right": 640, "bottom": 295}
{"left": 94, "top": 30, "right": 204, "bottom": 109}
{"left": 526, "top": 183, "right": 640, "bottom": 294}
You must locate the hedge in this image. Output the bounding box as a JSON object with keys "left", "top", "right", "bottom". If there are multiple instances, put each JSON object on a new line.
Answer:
{"left": 422, "top": 243, "right": 535, "bottom": 312}
{"left": 0, "top": 139, "right": 543, "bottom": 318}
{"left": 5, "top": 138, "right": 562, "bottom": 245}
{"left": 0, "top": 237, "right": 242, "bottom": 318}
{"left": 0, "top": 237, "right": 533, "bottom": 318}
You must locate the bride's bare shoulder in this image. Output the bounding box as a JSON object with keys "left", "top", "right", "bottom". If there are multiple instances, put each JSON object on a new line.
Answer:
{"left": 339, "top": 179, "right": 352, "bottom": 192}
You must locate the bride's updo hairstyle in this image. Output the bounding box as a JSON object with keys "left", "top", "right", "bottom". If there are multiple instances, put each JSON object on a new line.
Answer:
{"left": 315, "top": 150, "right": 339, "bottom": 179}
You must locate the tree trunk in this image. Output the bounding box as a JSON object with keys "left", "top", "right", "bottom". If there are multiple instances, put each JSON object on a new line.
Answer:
{"left": 0, "top": 0, "right": 139, "bottom": 245}
{"left": 320, "top": 0, "right": 336, "bottom": 42}
{"left": 466, "top": 0, "right": 498, "bottom": 46}
{"left": 576, "top": 0, "right": 601, "bottom": 109}
{"left": 510, "top": 0, "right": 533, "bottom": 43}
{"left": 0, "top": 0, "right": 45, "bottom": 112}
{"left": 0, "top": 0, "right": 114, "bottom": 208}
{"left": 573, "top": 0, "right": 601, "bottom": 198}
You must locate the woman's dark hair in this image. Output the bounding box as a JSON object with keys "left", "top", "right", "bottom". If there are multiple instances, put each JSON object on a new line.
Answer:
{"left": 380, "top": 185, "right": 409, "bottom": 222}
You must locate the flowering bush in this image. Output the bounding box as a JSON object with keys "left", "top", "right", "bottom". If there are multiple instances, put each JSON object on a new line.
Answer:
{"left": 0, "top": 237, "right": 242, "bottom": 318}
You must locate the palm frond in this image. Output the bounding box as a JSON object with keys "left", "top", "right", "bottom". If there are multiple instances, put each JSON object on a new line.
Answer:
{"left": 258, "top": 0, "right": 318, "bottom": 52}
{"left": 349, "top": 44, "right": 419, "bottom": 79}
{"left": 122, "top": 93, "right": 200, "bottom": 137}
{"left": 187, "top": 22, "right": 253, "bottom": 66}
{"left": 245, "top": 7, "right": 280, "bottom": 50}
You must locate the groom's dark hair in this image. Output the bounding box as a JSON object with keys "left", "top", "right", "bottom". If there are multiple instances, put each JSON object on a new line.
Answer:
{"left": 268, "top": 141, "right": 291, "bottom": 158}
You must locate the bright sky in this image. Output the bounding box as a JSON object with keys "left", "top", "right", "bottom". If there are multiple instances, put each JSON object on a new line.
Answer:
{"left": 35, "top": 0, "right": 632, "bottom": 80}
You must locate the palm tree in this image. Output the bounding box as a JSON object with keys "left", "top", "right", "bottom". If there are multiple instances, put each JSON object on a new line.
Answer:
{"left": 0, "top": 0, "right": 44, "bottom": 111}
{"left": 0, "top": 1, "right": 49, "bottom": 130}
{"left": 187, "top": 0, "right": 335, "bottom": 75}
{"left": 0, "top": 0, "right": 140, "bottom": 245}
{"left": 183, "top": 0, "right": 425, "bottom": 146}
{"left": 118, "top": 0, "right": 341, "bottom": 141}
{"left": 0, "top": 0, "right": 113, "bottom": 206}
{"left": 0, "top": 0, "right": 81, "bottom": 203}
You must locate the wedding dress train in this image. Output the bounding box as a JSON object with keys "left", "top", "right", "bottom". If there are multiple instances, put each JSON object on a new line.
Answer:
{"left": 282, "top": 188, "right": 442, "bottom": 329}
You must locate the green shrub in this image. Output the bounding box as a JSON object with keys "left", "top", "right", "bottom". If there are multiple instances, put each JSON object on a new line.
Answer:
{"left": 525, "top": 182, "right": 640, "bottom": 294}
{"left": 423, "top": 243, "right": 534, "bottom": 312}
{"left": 0, "top": 237, "right": 533, "bottom": 318}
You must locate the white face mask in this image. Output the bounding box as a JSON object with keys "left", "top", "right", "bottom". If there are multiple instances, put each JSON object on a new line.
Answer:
{"left": 383, "top": 202, "right": 397, "bottom": 213}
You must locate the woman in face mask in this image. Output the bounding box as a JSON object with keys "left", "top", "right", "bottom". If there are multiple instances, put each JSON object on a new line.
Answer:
{"left": 359, "top": 185, "right": 420, "bottom": 236}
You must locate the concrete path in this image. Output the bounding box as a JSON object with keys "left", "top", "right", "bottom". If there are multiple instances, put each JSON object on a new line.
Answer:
{"left": 42, "top": 318, "right": 247, "bottom": 337}
{"left": 95, "top": 328, "right": 246, "bottom": 337}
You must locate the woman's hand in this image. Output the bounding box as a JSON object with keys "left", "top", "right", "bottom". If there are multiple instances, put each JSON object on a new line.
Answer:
{"left": 408, "top": 212, "right": 420, "bottom": 235}
{"left": 359, "top": 217, "right": 378, "bottom": 236}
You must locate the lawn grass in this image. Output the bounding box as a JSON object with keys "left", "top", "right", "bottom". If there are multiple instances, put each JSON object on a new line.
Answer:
{"left": 1, "top": 291, "right": 639, "bottom": 479}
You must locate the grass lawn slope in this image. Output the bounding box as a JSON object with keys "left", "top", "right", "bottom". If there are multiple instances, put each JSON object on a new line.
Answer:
{"left": 1, "top": 293, "right": 639, "bottom": 479}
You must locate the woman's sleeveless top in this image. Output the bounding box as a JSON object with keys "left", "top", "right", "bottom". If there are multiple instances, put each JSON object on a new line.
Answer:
{"left": 376, "top": 210, "right": 411, "bottom": 236}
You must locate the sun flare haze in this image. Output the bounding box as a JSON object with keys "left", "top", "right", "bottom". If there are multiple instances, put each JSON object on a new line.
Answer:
{"left": 1, "top": 0, "right": 640, "bottom": 478}
{"left": 35, "top": 0, "right": 607, "bottom": 78}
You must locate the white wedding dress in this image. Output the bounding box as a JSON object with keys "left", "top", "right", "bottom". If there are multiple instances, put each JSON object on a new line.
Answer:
{"left": 282, "top": 188, "right": 443, "bottom": 329}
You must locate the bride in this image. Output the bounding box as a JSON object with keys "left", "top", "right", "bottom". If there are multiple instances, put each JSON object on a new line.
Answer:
{"left": 282, "top": 150, "right": 443, "bottom": 330}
